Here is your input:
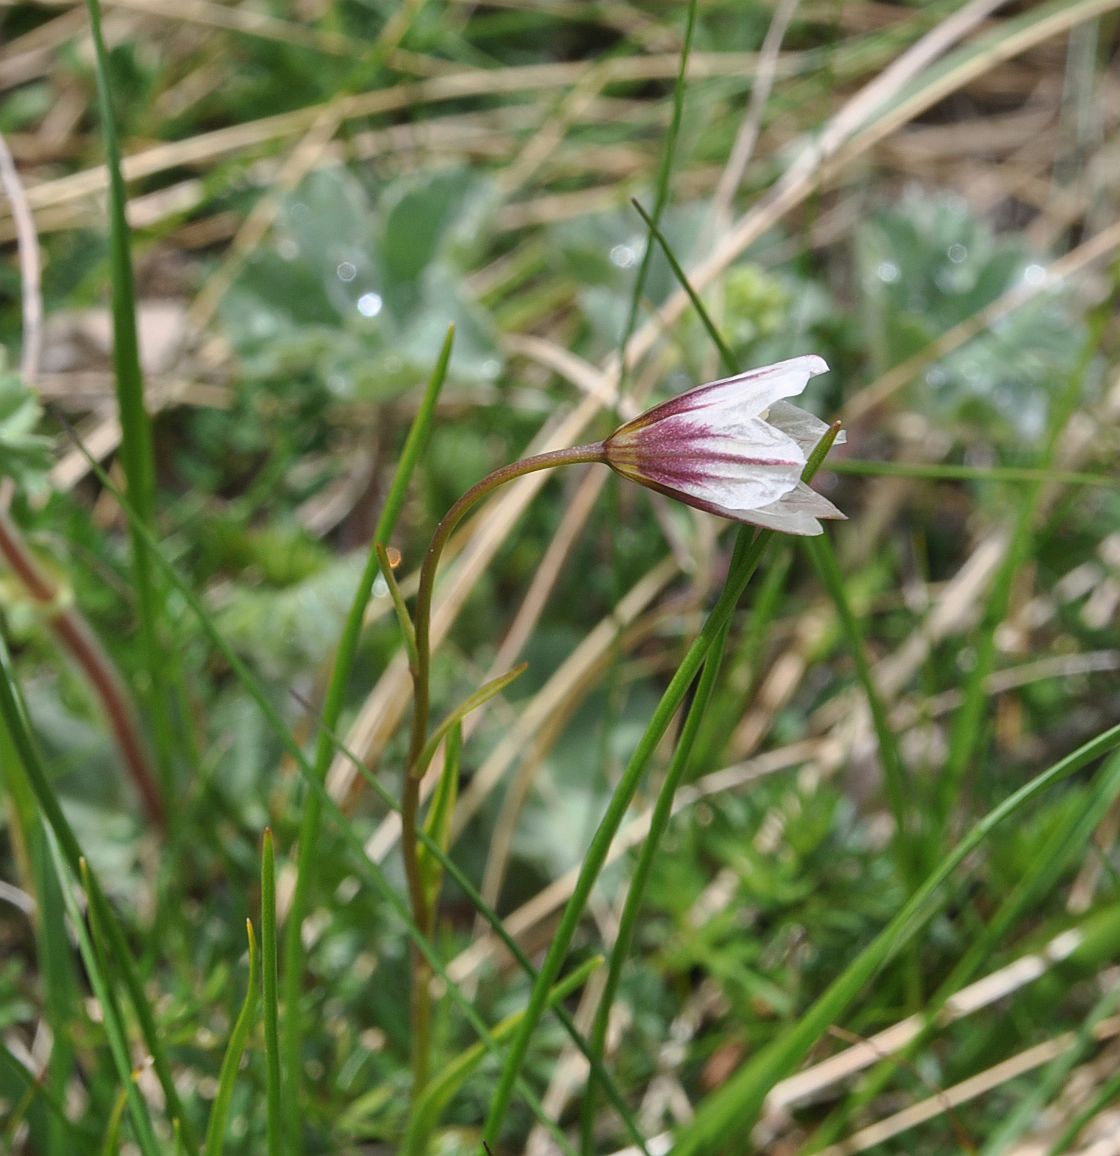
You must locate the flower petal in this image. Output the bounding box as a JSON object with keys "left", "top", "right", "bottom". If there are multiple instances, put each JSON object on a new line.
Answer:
{"left": 634, "top": 355, "right": 830, "bottom": 431}
{"left": 766, "top": 400, "right": 844, "bottom": 455}
{"left": 712, "top": 481, "right": 846, "bottom": 536}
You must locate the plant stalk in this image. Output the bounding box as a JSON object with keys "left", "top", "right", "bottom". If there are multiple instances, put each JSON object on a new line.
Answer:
{"left": 403, "top": 442, "right": 605, "bottom": 1097}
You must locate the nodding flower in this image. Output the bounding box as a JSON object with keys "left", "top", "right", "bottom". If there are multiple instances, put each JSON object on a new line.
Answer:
{"left": 602, "top": 355, "right": 845, "bottom": 536}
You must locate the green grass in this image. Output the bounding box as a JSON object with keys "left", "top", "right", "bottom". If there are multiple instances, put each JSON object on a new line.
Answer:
{"left": 1, "top": 2, "right": 1119, "bottom": 1154}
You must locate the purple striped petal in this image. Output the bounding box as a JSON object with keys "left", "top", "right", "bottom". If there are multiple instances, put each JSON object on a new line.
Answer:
{"left": 603, "top": 355, "right": 844, "bottom": 535}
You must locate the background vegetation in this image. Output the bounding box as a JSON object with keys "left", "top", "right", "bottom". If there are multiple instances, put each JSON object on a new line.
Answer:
{"left": 1, "top": 1, "right": 1119, "bottom": 1153}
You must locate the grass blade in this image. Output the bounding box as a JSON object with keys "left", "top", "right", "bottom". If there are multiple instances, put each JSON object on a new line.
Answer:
{"left": 580, "top": 563, "right": 739, "bottom": 1153}
{"left": 806, "top": 535, "right": 915, "bottom": 884}
{"left": 417, "top": 722, "right": 461, "bottom": 912}
{"left": 0, "top": 752, "right": 84, "bottom": 1152}
{"left": 83, "top": 0, "right": 174, "bottom": 798}
{"left": 616, "top": 0, "right": 700, "bottom": 396}
{"left": 76, "top": 860, "right": 162, "bottom": 1156}
{"left": 404, "top": 958, "right": 601, "bottom": 1156}
{"left": 204, "top": 920, "right": 261, "bottom": 1156}
{"left": 809, "top": 750, "right": 1120, "bottom": 1151}
{"left": 413, "top": 664, "right": 527, "bottom": 778}
{"left": 262, "top": 831, "right": 283, "bottom": 1156}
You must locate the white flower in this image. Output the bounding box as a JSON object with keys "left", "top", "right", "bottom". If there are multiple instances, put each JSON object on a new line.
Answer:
{"left": 602, "top": 355, "right": 845, "bottom": 536}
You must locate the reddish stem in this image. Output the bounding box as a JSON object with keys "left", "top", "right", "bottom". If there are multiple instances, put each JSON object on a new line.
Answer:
{"left": 0, "top": 509, "right": 165, "bottom": 832}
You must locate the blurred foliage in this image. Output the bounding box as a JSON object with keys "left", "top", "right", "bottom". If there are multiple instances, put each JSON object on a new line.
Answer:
{"left": 222, "top": 167, "right": 503, "bottom": 403}
{"left": 215, "top": 550, "right": 369, "bottom": 681}
{"left": 0, "top": 356, "right": 53, "bottom": 495}
{"left": 857, "top": 191, "right": 1087, "bottom": 446}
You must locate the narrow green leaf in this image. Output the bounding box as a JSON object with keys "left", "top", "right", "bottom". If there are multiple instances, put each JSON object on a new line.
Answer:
{"left": 631, "top": 196, "right": 736, "bottom": 373}
{"left": 83, "top": 0, "right": 175, "bottom": 799}
{"left": 582, "top": 553, "right": 740, "bottom": 1154}
{"left": 262, "top": 831, "right": 283, "bottom": 1156}
{"left": 376, "top": 542, "right": 419, "bottom": 669}
{"left": 375, "top": 325, "right": 455, "bottom": 546}
{"left": 413, "top": 664, "right": 527, "bottom": 779}
{"left": 0, "top": 686, "right": 82, "bottom": 1153}
{"left": 76, "top": 860, "right": 163, "bottom": 1156}
{"left": 99, "top": 1088, "right": 129, "bottom": 1156}
{"left": 616, "top": 0, "right": 700, "bottom": 396}
{"left": 483, "top": 532, "right": 770, "bottom": 1142}
{"left": 205, "top": 921, "right": 261, "bottom": 1156}
{"left": 418, "top": 723, "right": 461, "bottom": 911}
{"left": 806, "top": 535, "right": 915, "bottom": 884}
{"left": 404, "top": 958, "right": 601, "bottom": 1156}
{"left": 830, "top": 458, "right": 1113, "bottom": 486}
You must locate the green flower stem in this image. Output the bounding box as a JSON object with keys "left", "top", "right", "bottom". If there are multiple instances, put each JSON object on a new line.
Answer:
{"left": 407, "top": 442, "right": 607, "bottom": 774}
{"left": 403, "top": 441, "right": 605, "bottom": 1097}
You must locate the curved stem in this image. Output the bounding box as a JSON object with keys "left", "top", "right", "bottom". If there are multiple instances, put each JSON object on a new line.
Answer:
{"left": 402, "top": 441, "right": 605, "bottom": 1097}
{"left": 407, "top": 443, "right": 606, "bottom": 772}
